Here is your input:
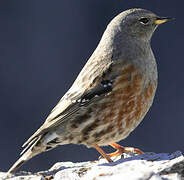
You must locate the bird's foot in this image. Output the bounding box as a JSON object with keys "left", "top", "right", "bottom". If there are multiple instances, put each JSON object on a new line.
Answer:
{"left": 94, "top": 143, "right": 143, "bottom": 163}
{"left": 108, "top": 142, "right": 144, "bottom": 158}
{"left": 94, "top": 144, "right": 113, "bottom": 163}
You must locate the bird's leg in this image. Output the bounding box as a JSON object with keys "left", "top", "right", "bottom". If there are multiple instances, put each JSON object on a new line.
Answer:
{"left": 94, "top": 144, "right": 113, "bottom": 163}
{"left": 108, "top": 142, "right": 144, "bottom": 157}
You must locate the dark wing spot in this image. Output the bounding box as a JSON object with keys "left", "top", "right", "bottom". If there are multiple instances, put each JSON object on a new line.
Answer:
{"left": 46, "top": 146, "right": 53, "bottom": 151}
{"left": 71, "top": 123, "right": 78, "bottom": 129}
{"left": 79, "top": 79, "right": 113, "bottom": 106}
{"left": 47, "top": 138, "right": 60, "bottom": 145}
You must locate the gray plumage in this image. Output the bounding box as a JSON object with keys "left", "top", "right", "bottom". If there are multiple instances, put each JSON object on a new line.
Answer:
{"left": 8, "top": 8, "right": 171, "bottom": 173}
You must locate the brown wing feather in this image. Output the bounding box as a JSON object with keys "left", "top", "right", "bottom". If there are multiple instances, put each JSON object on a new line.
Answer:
{"left": 22, "top": 62, "right": 114, "bottom": 148}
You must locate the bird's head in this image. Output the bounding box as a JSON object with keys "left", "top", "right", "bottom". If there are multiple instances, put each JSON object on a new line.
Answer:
{"left": 109, "top": 8, "right": 172, "bottom": 41}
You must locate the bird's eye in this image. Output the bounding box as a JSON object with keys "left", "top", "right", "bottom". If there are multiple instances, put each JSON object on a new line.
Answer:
{"left": 139, "top": 17, "right": 149, "bottom": 24}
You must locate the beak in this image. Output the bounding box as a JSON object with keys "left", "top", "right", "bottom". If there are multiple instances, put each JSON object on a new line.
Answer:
{"left": 154, "top": 17, "right": 174, "bottom": 25}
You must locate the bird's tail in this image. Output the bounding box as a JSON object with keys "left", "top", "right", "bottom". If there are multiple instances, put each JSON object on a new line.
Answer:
{"left": 8, "top": 136, "right": 43, "bottom": 174}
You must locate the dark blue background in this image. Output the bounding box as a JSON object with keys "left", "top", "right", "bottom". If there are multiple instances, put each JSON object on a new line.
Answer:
{"left": 0, "top": 0, "right": 183, "bottom": 172}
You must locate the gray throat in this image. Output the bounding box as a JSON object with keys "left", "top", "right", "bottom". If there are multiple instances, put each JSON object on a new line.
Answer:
{"left": 94, "top": 25, "right": 158, "bottom": 84}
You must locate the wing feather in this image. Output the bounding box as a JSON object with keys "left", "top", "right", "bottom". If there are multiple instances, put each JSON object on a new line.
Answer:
{"left": 22, "top": 62, "right": 115, "bottom": 148}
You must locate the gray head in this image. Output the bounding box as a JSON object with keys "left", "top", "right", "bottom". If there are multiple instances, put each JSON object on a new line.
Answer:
{"left": 108, "top": 8, "right": 171, "bottom": 41}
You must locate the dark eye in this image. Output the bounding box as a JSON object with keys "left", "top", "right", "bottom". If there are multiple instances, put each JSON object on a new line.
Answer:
{"left": 139, "top": 17, "right": 149, "bottom": 24}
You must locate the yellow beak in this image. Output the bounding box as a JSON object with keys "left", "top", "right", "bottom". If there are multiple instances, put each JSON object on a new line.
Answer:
{"left": 154, "top": 17, "right": 173, "bottom": 25}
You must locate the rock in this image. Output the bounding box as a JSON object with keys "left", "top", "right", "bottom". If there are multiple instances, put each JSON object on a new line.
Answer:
{"left": 1, "top": 151, "right": 184, "bottom": 180}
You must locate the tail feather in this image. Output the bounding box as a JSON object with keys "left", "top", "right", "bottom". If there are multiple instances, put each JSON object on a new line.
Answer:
{"left": 8, "top": 130, "right": 59, "bottom": 173}
{"left": 8, "top": 151, "right": 30, "bottom": 174}
{"left": 22, "top": 128, "right": 43, "bottom": 148}
{"left": 20, "top": 137, "right": 38, "bottom": 156}
{"left": 8, "top": 136, "right": 42, "bottom": 174}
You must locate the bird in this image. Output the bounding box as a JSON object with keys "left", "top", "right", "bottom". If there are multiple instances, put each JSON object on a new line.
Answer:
{"left": 8, "top": 8, "right": 172, "bottom": 173}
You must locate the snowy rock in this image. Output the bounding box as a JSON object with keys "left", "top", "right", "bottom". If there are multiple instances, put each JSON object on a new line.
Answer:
{"left": 1, "top": 151, "right": 184, "bottom": 180}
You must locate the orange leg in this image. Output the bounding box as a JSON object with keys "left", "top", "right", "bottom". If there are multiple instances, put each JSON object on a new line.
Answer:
{"left": 94, "top": 144, "right": 113, "bottom": 163}
{"left": 94, "top": 143, "right": 143, "bottom": 163}
{"left": 108, "top": 142, "right": 144, "bottom": 157}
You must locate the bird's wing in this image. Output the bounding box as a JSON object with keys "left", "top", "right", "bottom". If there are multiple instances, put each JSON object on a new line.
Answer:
{"left": 22, "top": 62, "right": 116, "bottom": 148}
